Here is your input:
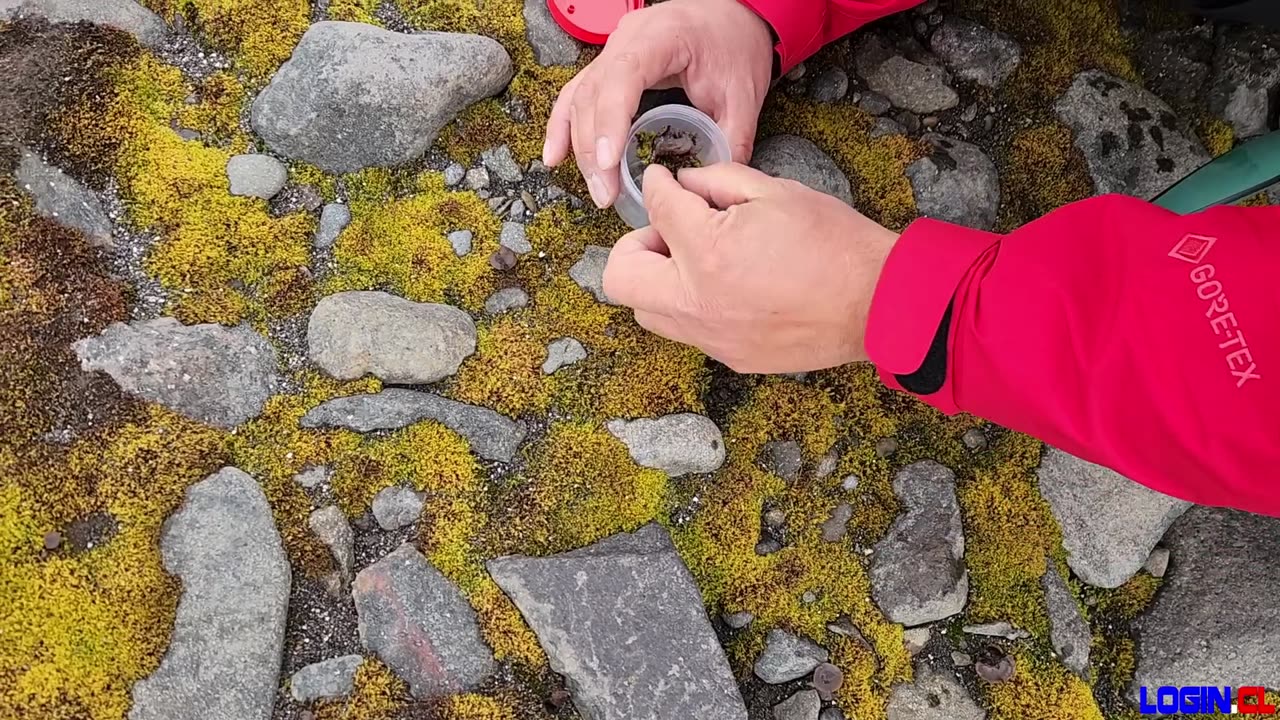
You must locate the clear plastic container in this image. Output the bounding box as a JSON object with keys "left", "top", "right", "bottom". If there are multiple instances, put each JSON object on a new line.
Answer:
{"left": 614, "top": 104, "right": 732, "bottom": 229}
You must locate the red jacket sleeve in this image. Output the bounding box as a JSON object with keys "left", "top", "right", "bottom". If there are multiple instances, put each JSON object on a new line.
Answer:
{"left": 866, "top": 196, "right": 1280, "bottom": 517}
{"left": 740, "top": 0, "right": 925, "bottom": 73}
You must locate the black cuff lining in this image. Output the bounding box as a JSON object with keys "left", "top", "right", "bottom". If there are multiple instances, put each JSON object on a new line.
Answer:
{"left": 894, "top": 302, "right": 952, "bottom": 396}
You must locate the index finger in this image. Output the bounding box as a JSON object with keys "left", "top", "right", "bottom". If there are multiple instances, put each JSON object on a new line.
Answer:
{"left": 642, "top": 164, "right": 714, "bottom": 260}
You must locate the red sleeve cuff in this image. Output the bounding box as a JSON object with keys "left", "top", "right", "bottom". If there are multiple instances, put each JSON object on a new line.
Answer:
{"left": 737, "top": 0, "right": 827, "bottom": 75}
{"left": 865, "top": 218, "right": 1000, "bottom": 413}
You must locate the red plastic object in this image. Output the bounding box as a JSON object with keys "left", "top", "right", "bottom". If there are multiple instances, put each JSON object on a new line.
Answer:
{"left": 548, "top": 0, "right": 644, "bottom": 45}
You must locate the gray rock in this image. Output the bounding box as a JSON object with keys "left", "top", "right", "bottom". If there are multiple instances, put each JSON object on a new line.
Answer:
{"left": 870, "top": 461, "right": 968, "bottom": 626}
{"left": 886, "top": 667, "right": 986, "bottom": 720}
{"left": 484, "top": 287, "right": 529, "bottom": 315}
{"left": 1209, "top": 25, "right": 1280, "bottom": 140}
{"left": 907, "top": 134, "right": 1000, "bottom": 231}
{"left": 74, "top": 318, "right": 278, "bottom": 428}
{"left": 310, "top": 505, "right": 354, "bottom": 582}
{"left": 814, "top": 451, "right": 839, "bottom": 479}
{"left": 0, "top": 0, "right": 168, "bottom": 48}
{"left": 840, "top": 475, "right": 860, "bottom": 492}
{"left": 354, "top": 544, "right": 494, "bottom": 697}
{"left": 754, "top": 629, "right": 829, "bottom": 684}
{"left": 488, "top": 524, "right": 748, "bottom": 720}
{"left": 963, "top": 621, "right": 1029, "bottom": 640}
{"left": 15, "top": 149, "right": 113, "bottom": 246}
{"left": 951, "top": 651, "right": 972, "bottom": 667}
{"left": 448, "top": 229, "right": 473, "bottom": 256}
{"left": 507, "top": 199, "right": 526, "bottom": 221}
{"left": 774, "top": 690, "right": 821, "bottom": 720}
{"left": 128, "top": 468, "right": 290, "bottom": 720}
{"left": 819, "top": 709, "right": 845, "bottom": 720}
{"left": 1130, "top": 507, "right": 1280, "bottom": 704}
{"left": 1054, "top": 70, "right": 1210, "bottom": 199}
{"left": 481, "top": 145, "right": 523, "bottom": 183}
{"left": 541, "top": 337, "right": 586, "bottom": 374}
{"left": 750, "top": 135, "right": 854, "bottom": 205}
{"left": 1037, "top": 447, "right": 1190, "bottom": 588}
{"left": 499, "top": 221, "right": 531, "bottom": 254}
{"left": 444, "top": 162, "right": 466, "bottom": 186}
{"left": 785, "top": 62, "right": 807, "bottom": 81}
{"left": 605, "top": 414, "right": 726, "bottom": 476}
{"left": 902, "top": 627, "right": 931, "bottom": 656}
{"left": 929, "top": 18, "right": 1022, "bottom": 88}
{"left": 569, "top": 245, "right": 614, "bottom": 304}
{"left": 294, "top": 465, "right": 332, "bottom": 489}
{"left": 755, "top": 539, "right": 783, "bottom": 556}
{"left": 858, "top": 91, "right": 892, "bottom": 116}
{"left": 307, "top": 291, "right": 476, "bottom": 384}
{"left": 289, "top": 654, "right": 362, "bottom": 703}
{"left": 251, "top": 22, "right": 513, "bottom": 173}
{"left": 370, "top": 486, "right": 425, "bottom": 531}
{"left": 723, "top": 611, "right": 755, "bottom": 629}
{"left": 809, "top": 67, "right": 850, "bottom": 103}
{"left": 523, "top": 0, "right": 580, "bottom": 66}
{"left": 226, "top": 154, "right": 288, "bottom": 199}
{"left": 854, "top": 34, "right": 958, "bottom": 114}
{"left": 760, "top": 440, "right": 803, "bottom": 481}
{"left": 870, "top": 117, "right": 907, "bottom": 138}
{"left": 821, "top": 503, "right": 853, "bottom": 542}
{"left": 1041, "top": 567, "right": 1090, "bottom": 677}
{"left": 465, "top": 167, "right": 491, "bottom": 191}
{"left": 315, "top": 203, "right": 351, "bottom": 249}
{"left": 1143, "top": 547, "right": 1170, "bottom": 578}
{"left": 961, "top": 427, "right": 987, "bottom": 450}
{"left": 301, "top": 388, "right": 526, "bottom": 462}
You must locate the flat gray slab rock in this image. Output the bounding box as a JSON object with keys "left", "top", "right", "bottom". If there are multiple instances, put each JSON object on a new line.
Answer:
{"left": 1041, "top": 567, "right": 1090, "bottom": 677}
{"left": 542, "top": 337, "right": 586, "bottom": 374}
{"left": 15, "top": 148, "right": 113, "bottom": 246}
{"left": 370, "top": 486, "right": 424, "bottom": 531}
{"left": 754, "top": 629, "right": 829, "bottom": 684}
{"left": 569, "top": 245, "right": 614, "bottom": 304}
{"left": 774, "top": 689, "right": 821, "bottom": 720}
{"left": 929, "top": 18, "right": 1022, "bottom": 88}
{"left": 1131, "top": 506, "right": 1280, "bottom": 703}
{"left": 908, "top": 134, "right": 1000, "bottom": 231}
{"left": 74, "top": 318, "right": 279, "bottom": 428}
{"left": 870, "top": 461, "right": 968, "bottom": 626}
{"left": 886, "top": 667, "right": 986, "bottom": 720}
{"left": 0, "top": 0, "right": 169, "bottom": 48}
{"left": 854, "top": 34, "right": 958, "bottom": 114}
{"left": 523, "top": 0, "right": 580, "bottom": 66}
{"left": 252, "top": 22, "right": 513, "bottom": 173}
{"left": 750, "top": 135, "right": 854, "bottom": 206}
{"left": 307, "top": 291, "right": 475, "bottom": 384}
{"left": 226, "top": 154, "right": 288, "bottom": 199}
{"left": 1055, "top": 70, "right": 1210, "bottom": 199}
{"left": 487, "top": 524, "right": 748, "bottom": 720}
{"left": 353, "top": 544, "right": 494, "bottom": 697}
{"left": 301, "top": 388, "right": 525, "bottom": 461}
{"left": 290, "top": 654, "right": 363, "bottom": 703}
{"left": 129, "top": 468, "right": 290, "bottom": 720}
{"left": 1037, "top": 448, "right": 1190, "bottom": 588}
{"left": 606, "top": 414, "right": 726, "bottom": 476}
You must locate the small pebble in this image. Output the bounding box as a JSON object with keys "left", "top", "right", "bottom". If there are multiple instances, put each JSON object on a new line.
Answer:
{"left": 443, "top": 162, "right": 465, "bottom": 186}
{"left": 801, "top": 590, "right": 818, "bottom": 604}
{"left": 723, "top": 611, "right": 755, "bottom": 629}
{"left": 951, "top": 651, "right": 973, "bottom": 667}
{"left": 448, "top": 229, "right": 473, "bottom": 256}
{"left": 815, "top": 451, "right": 839, "bottom": 479}
{"left": 43, "top": 531, "right": 62, "bottom": 550}
{"left": 821, "top": 503, "right": 853, "bottom": 542}
{"left": 923, "top": 115, "right": 940, "bottom": 129}
{"left": 874, "top": 437, "right": 898, "bottom": 458}
{"left": 962, "top": 427, "right": 987, "bottom": 450}
{"left": 484, "top": 287, "right": 529, "bottom": 315}
{"left": 858, "top": 91, "right": 892, "bottom": 116}
{"left": 755, "top": 539, "right": 783, "bottom": 556}
{"left": 903, "top": 627, "right": 931, "bottom": 655}
{"left": 507, "top": 199, "right": 526, "bottom": 221}
{"left": 785, "top": 62, "right": 807, "bottom": 81}
{"left": 521, "top": 189, "right": 538, "bottom": 213}
{"left": 489, "top": 246, "right": 517, "bottom": 271}
{"left": 961, "top": 103, "right": 979, "bottom": 123}
{"left": 841, "top": 475, "right": 860, "bottom": 492}
{"left": 1143, "top": 547, "right": 1170, "bottom": 578}
{"left": 528, "top": 159, "right": 549, "bottom": 174}
{"left": 763, "top": 508, "right": 786, "bottom": 528}
{"left": 500, "top": 221, "right": 531, "bottom": 254}
{"left": 465, "top": 167, "right": 490, "bottom": 191}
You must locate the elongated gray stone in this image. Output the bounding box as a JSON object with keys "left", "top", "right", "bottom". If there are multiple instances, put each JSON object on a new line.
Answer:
{"left": 129, "top": 468, "right": 290, "bottom": 720}
{"left": 353, "top": 544, "right": 494, "bottom": 697}
{"left": 754, "top": 629, "right": 829, "bottom": 684}
{"left": 15, "top": 149, "right": 113, "bottom": 246}
{"left": 301, "top": 388, "right": 525, "bottom": 462}
{"left": 1041, "top": 566, "right": 1090, "bottom": 676}
{"left": 751, "top": 135, "right": 854, "bottom": 205}
{"left": 605, "top": 414, "right": 726, "bottom": 476}
{"left": 0, "top": 0, "right": 169, "bottom": 48}
{"left": 488, "top": 524, "right": 747, "bottom": 720}
{"left": 289, "top": 655, "right": 363, "bottom": 703}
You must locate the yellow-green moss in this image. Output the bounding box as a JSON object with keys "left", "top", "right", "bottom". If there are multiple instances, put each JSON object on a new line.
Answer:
{"left": 55, "top": 54, "right": 312, "bottom": 325}
{"left": 325, "top": 174, "right": 501, "bottom": 311}
{"left": 0, "top": 408, "right": 226, "bottom": 720}
{"left": 1199, "top": 117, "right": 1236, "bottom": 158}
{"left": 440, "top": 693, "right": 517, "bottom": 720}
{"left": 332, "top": 421, "right": 478, "bottom": 516}
{"left": 177, "top": 71, "right": 250, "bottom": 148}
{"left": 760, "top": 97, "right": 924, "bottom": 231}
{"left": 983, "top": 649, "right": 1104, "bottom": 720}
{"left": 452, "top": 315, "right": 556, "bottom": 417}
{"left": 327, "top": 0, "right": 382, "bottom": 24}
{"left": 1000, "top": 124, "right": 1094, "bottom": 229}
{"left": 1086, "top": 572, "right": 1161, "bottom": 622}
{"left": 141, "top": 0, "right": 310, "bottom": 81}
{"left": 315, "top": 659, "right": 408, "bottom": 720}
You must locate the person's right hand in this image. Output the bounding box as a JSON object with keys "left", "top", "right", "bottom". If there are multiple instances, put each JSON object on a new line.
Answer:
{"left": 542, "top": 0, "right": 775, "bottom": 209}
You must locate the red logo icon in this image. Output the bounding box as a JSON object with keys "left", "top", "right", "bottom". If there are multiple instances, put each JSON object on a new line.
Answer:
{"left": 1169, "top": 234, "right": 1217, "bottom": 264}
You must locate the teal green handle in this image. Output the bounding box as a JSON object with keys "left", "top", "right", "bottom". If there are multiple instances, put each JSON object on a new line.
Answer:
{"left": 1152, "top": 129, "right": 1280, "bottom": 213}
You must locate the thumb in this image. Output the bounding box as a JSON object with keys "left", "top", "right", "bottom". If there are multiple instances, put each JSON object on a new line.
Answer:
{"left": 674, "top": 162, "right": 779, "bottom": 209}
{"left": 602, "top": 227, "right": 683, "bottom": 314}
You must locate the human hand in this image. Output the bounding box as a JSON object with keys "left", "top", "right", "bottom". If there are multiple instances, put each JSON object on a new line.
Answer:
{"left": 602, "top": 163, "right": 900, "bottom": 374}
{"left": 542, "top": 0, "right": 774, "bottom": 209}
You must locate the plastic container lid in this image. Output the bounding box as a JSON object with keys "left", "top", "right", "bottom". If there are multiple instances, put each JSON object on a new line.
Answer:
{"left": 548, "top": 0, "right": 644, "bottom": 45}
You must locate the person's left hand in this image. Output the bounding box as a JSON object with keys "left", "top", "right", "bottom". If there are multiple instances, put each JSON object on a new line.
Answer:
{"left": 602, "top": 162, "right": 900, "bottom": 374}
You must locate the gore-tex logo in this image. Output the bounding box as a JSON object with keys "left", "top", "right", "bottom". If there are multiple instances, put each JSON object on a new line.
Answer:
{"left": 1173, "top": 235, "right": 1262, "bottom": 388}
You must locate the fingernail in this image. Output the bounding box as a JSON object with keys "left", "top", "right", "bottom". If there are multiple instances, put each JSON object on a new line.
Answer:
{"left": 596, "top": 136, "right": 616, "bottom": 169}
{"left": 587, "top": 173, "right": 609, "bottom": 209}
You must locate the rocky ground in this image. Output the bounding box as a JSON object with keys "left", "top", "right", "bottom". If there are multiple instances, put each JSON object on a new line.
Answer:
{"left": 1, "top": 0, "right": 1278, "bottom": 719}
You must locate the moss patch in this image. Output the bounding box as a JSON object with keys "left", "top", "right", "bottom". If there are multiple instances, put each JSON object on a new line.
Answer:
{"left": 315, "top": 659, "right": 409, "bottom": 720}
{"left": 140, "top": 0, "right": 311, "bottom": 81}
{"left": 983, "top": 648, "right": 1105, "bottom": 720}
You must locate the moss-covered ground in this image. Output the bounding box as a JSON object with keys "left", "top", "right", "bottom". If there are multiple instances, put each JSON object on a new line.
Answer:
{"left": 0, "top": 0, "right": 1222, "bottom": 718}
